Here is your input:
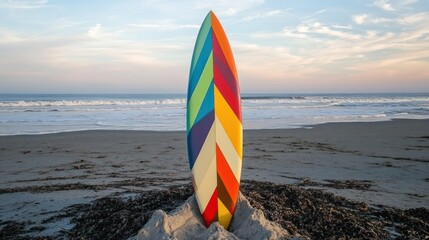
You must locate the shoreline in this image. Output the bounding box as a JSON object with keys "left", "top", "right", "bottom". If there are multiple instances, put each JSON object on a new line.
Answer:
{"left": 1, "top": 117, "right": 428, "bottom": 137}
{"left": 0, "top": 119, "right": 428, "bottom": 238}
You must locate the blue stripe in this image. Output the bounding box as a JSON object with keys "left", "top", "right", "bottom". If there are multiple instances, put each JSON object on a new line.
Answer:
{"left": 194, "top": 80, "right": 214, "bottom": 125}
{"left": 188, "top": 28, "right": 212, "bottom": 100}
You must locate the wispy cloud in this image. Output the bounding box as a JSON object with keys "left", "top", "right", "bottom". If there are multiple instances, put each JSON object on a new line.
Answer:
{"left": 0, "top": 0, "right": 48, "bottom": 9}
{"left": 88, "top": 24, "right": 101, "bottom": 38}
{"left": 0, "top": 28, "right": 24, "bottom": 43}
{"left": 1, "top": 1, "right": 428, "bottom": 93}
{"left": 315, "top": 9, "right": 327, "bottom": 15}
{"left": 248, "top": 11, "right": 429, "bottom": 84}
{"left": 374, "top": 0, "right": 396, "bottom": 11}
{"left": 241, "top": 9, "right": 286, "bottom": 21}
{"left": 297, "top": 22, "right": 361, "bottom": 40}
{"left": 353, "top": 14, "right": 368, "bottom": 24}
{"left": 128, "top": 21, "right": 199, "bottom": 31}
{"left": 399, "top": 11, "right": 429, "bottom": 24}
{"left": 399, "top": 0, "right": 419, "bottom": 5}
{"left": 195, "top": 0, "right": 264, "bottom": 16}
{"left": 301, "top": 9, "right": 328, "bottom": 20}
{"left": 332, "top": 24, "right": 353, "bottom": 30}
{"left": 0, "top": 23, "right": 188, "bottom": 75}
{"left": 370, "top": 17, "right": 395, "bottom": 24}
{"left": 352, "top": 12, "right": 429, "bottom": 25}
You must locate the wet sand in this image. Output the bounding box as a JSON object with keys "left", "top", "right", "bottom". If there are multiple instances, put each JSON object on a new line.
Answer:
{"left": 0, "top": 119, "right": 428, "bottom": 239}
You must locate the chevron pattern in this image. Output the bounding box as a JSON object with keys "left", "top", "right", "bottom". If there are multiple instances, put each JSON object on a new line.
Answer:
{"left": 187, "top": 11, "right": 242, "bottom": 230}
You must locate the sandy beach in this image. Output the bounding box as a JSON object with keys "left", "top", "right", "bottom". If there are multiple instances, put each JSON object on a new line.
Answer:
{"left": 0, "top": 119, "right": 428, "bottom": 239}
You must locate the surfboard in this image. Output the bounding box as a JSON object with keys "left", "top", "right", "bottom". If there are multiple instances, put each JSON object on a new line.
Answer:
{"left": 187, "top": 11, "right": 242, "bottom": 230}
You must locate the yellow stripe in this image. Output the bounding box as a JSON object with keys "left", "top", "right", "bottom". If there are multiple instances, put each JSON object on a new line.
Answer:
{"left": 218, "top": 198, "right": 233, "bottom": 229}
{"left": 215, "top": 117, "right": 242, "bottom": 181}
{"left": 192, "top": 123, "right": 216, "bottom": 212}
{"left": 214, "top": 86, "right": 243, "bottom": 157}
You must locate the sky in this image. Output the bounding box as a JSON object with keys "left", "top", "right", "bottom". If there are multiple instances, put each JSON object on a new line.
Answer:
{"left": 0, "top": 0, "right": 428, "bottom": 94}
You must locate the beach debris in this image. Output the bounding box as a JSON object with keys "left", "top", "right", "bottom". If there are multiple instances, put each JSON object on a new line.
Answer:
{"left": 241, "top": 180, "right": 428, "bottom": 239}
{"left": 0, "top": 221, "right": 31, "bottom": 239}
{"left": 67, "top": 185, "right": 193, "bottom": 240}
{"left": 2, "top": 181, "right": 428, "bottom": 239}
{"left": 296, "top": 178, "right": 374, "bottom": 191}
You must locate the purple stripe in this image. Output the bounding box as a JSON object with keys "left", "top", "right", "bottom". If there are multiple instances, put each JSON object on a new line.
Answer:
{"left": 187, "top": 110, "right": 214, "bottom": 169}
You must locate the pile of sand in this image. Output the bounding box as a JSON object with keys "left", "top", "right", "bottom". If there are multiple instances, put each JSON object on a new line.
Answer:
{"left": 134, "top": 193, "right": 297, "bottom": 240}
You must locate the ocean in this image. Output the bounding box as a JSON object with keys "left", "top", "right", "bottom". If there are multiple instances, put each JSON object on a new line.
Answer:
{"left": 0, "top": 93, "right": 428, "bottom": 135}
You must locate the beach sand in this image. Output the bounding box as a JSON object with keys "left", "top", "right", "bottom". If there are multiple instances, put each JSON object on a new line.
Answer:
{"left": 0, "top": 119, "right": 428, "bottom": 239}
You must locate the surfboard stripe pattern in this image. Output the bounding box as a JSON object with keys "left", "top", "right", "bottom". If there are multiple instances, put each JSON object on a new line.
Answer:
{"left": 187, "top": 11, "right": 242, "bottom": 230}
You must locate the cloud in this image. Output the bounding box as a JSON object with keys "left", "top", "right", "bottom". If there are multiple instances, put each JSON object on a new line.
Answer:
{"left": 353, "top": 14, "right": 368, "bottom": 24}
{"left": 0, "top": 0, "right": 48, "bottom": 9}
{"left": 0, "top": 28, "right": 24, "bottom": 43}
{"left": 296, "top": 22, "right": 361, "bottom": 40}
{"left": 352, "top": 12, "right": 429, "bottom": 25}
{"left": 249, "top": 14, "right": 429, "bottom": 81}
{"left": 0, "top": 24, "right": 194, "bottom": 94}
{"left": 374, "top": 0, "right": 396, "bottom": 11}
{"left": 370, "top": 0, "right": 419, "bottom": 13}
{"left": 88, "top": 24, "right": 101, "bottom": 38}
{"left": 399, "top": 12, "right": 429, "bottom": 24}
{"left": 315, "top": 9, "right": 327, "bottom": 15}
{"left": 232, "top": 42, "right": 314, "bottom": 81}
{"left": 195, "top": 0, "right": 264, "bottom": 16}
{"left": 1, "top": 1, "right": 428, "bottom": 93}
{"left": 252, "top": 22, "right": 361, "bottom": 42}
{"left": 395, "top": 0, "right": 419, "bottom": 8}
{"left": 370, "top": 17, "right": 395, "bottom": 24}
{"left": 128, "top": 21, "right": 199, "bottom": 31}
{"left": 401, "top": 0, "right": 419, "bottom": 6}
{"left": 0, "top": 22, "right": 188, "bottom": 76}
{"left": 332, "top": 24, "right": 353, "bottom": 30}
{"left": 241, "top": 9, "right": 285, "bottom": 21}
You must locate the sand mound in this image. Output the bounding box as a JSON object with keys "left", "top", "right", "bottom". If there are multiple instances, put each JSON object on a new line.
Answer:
{"left": 134, "top": 193, "right": 294, "bottom": 240}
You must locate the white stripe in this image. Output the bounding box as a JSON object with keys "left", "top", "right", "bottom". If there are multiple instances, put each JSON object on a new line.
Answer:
{"left": 215, "top": 117, "right": 242, "bottom": 181}
{"left": 192, "top": 123, "right": 217, "bottom": 212}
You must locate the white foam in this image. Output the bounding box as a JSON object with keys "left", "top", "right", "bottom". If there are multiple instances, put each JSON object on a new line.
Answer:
{"left": 1, "top": 94, "right": 428, "bottom": 135}
{"left": 0, "top": 99, "right": 186, "bottom": 108}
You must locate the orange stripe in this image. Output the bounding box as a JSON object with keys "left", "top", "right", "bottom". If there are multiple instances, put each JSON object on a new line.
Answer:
{"left": 211, "top": 12, "right": 238, "bottom": 81}
{"left": 216, "top": 144, "right": 239, "bottom": 209}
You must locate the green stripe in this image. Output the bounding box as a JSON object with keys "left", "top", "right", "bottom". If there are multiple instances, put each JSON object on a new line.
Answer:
{"left": 188, "top": 51, "right": 213, "bottom": 129}
{"left": 191, "top": 14, "right": 211, "bottom": 74}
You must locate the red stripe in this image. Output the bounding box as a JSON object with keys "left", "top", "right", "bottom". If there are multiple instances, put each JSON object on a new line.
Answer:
{"left": 212, "top": 30, "right": 238, "bottom": 93}
{"left": 213, "top": 32, "right": 242, "bottom": 121}
{"left": 202, "top": 188, "right": 218, "bottom": 227}
{"left": 211, "top": 12, "right": 238, "bottom": 81}
{"left": 214, "top": 65, "right": 242, "bottom": 121}
{"left": 216, "top": 145, "right": 239, "bottom": 212}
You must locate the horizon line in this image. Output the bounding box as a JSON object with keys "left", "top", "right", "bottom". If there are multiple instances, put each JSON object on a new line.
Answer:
{"left": 1, "top": 92, "right": 428, "bottom": 95}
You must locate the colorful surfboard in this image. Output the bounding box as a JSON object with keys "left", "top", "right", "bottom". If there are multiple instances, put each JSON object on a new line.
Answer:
{"left": 187, "top": 11, "right": 242, "bottom": 230}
